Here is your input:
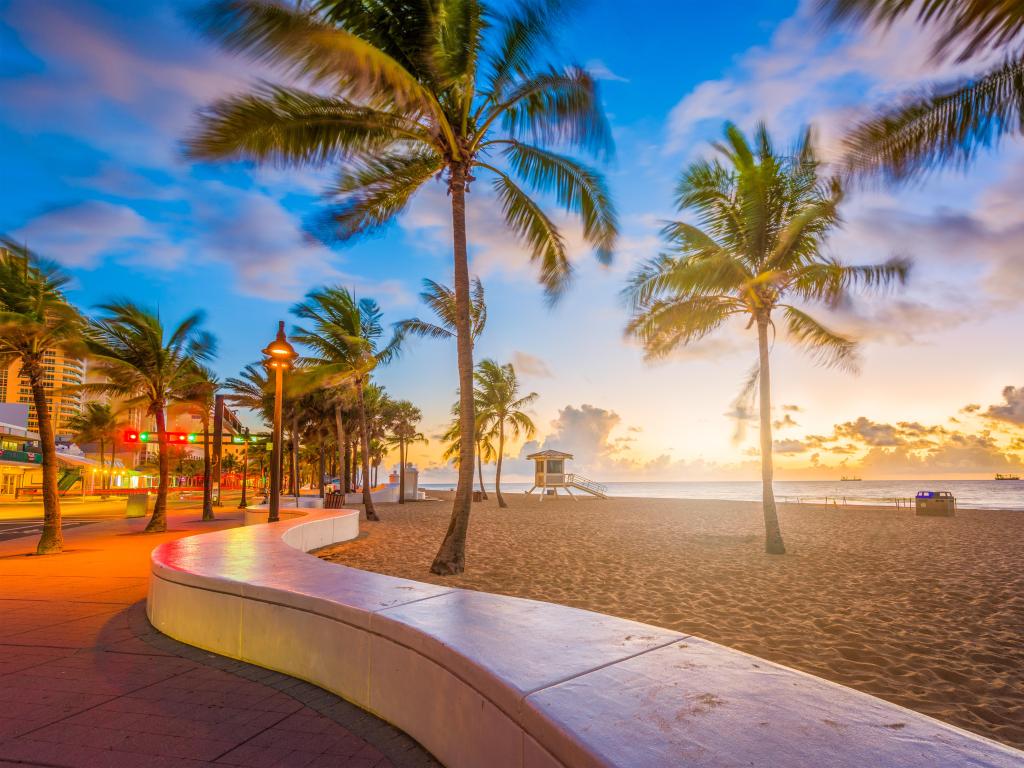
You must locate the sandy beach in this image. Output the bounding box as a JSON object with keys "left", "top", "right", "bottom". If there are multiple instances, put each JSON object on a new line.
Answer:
{"left": 318, "top": 492, "right": 1024, "bottom": 749}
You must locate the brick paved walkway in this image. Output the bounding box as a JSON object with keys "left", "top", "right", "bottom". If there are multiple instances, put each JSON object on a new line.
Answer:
{"left": 0, "top": 508, "right": 439, "bottom": 768}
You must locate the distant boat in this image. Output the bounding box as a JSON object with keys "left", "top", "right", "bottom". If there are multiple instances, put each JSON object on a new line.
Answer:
{"left": 840, "top": 476, "right": 862, "bottom": 481}
{"left": 995, "top": 474, "right": 1021, "bottom": 481}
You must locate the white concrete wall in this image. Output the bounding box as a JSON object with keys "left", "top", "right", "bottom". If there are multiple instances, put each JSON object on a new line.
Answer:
{"left": 148, "top": 511, "right": 1024, "bottom": 768}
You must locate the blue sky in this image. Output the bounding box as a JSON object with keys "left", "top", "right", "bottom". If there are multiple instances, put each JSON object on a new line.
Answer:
{"left": 2, "top": 0, "right": 1022, "bottom": 480}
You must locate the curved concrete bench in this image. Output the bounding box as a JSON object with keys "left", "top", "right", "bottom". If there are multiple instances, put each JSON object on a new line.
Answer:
{"left": 148, "top": 511, "right": 1023, "bottom": 768}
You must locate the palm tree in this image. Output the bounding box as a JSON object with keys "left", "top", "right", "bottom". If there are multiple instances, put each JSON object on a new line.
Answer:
{"left": 474, "top": 360, "right": 536, "bottom": 508}
{"left": 388, "top": 400, "right": 425, "bottom": 504}
{"left": 187, "top": 0, "right": 618, "bottom": 575}
{"left": 291, "top": 286, "right": 401, "bottom": 521}
{"left": 820, "top": 1, "right": 1024, "bottom": 180}
{"left": 84, "top": 301, "right": 216, "bottom": 533}
{"left": 397, "top": 277, "right": 487, "bottom": 343}
{"left": 442, "top": 405, "right": 495, "bottom": 501}
{"left": 225, "top": 362, "right": 272, "bottom": 423}
{"left": 625, "top": 123, "right": 909, "bottom": 554}
{"left": 178, "top": 364, "right": 221, "bottom": 521}
{"left": 66, "top": 401, "right": 118, "bottom": 492}
{"left": 0, "top": 241, "right": 86, "bottom": 554}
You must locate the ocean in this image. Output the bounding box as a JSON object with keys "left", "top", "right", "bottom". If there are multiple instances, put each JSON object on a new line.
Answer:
{"left": 420, "top": 479, "right": 1024, "bottom": 510}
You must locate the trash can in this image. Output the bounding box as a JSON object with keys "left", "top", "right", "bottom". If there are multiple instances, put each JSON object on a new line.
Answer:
{"left": 472, "top": 491, "right": 483, "bottom": 502}
{"left": 915, "top": 491, "right": 956, "bottom": 517}
{"left": 125, "top": 493, "right": 151, "bottom": 518}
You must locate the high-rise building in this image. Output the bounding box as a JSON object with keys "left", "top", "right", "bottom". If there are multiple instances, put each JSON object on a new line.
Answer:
{"left": 1, "top": 352, "right": 84, "bottom": 437}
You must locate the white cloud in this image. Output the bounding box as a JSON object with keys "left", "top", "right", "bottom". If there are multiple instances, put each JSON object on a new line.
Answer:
{"left": 585, "top": 59, "right": 628, "bottom": 83}
{"left": 14, "top": 201, "right": 160, "bottom": 268}
{"left": 194, "top": 189, "right": 409, "bottom": 304}
{"left": 512, "top": 351, "right": 553, "bottom": 378}
{"left": 663, "top": 1, "right": 978, "bottom": 157}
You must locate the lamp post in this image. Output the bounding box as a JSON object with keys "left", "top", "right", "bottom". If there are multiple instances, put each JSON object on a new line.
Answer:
{"left": 237, "top": 427, "right": 250, "bottom": 509}
{"left": 262, "top": 321, "right": 297, "bottom": 523}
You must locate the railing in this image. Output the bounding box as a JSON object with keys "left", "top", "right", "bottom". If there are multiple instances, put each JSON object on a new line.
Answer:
{"left": 778, "top": 495, "right": 914, "bottom": 510}
{"left": 567, "top": 473, "right": 607, "bottom": 497}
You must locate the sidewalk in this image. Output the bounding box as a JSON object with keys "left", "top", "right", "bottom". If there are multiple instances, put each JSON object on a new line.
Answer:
{"left": 0, "top": 508, "right": 438, "bottom": 768}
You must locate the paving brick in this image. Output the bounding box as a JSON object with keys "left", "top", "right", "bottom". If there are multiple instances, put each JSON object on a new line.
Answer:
{"left": 0, "top": 510, "right": 430, "bottom": 768}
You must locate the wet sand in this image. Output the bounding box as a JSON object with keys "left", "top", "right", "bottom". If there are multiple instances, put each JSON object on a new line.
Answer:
{"left": 318, "top": 492, "right": 1024, "bottom": 748}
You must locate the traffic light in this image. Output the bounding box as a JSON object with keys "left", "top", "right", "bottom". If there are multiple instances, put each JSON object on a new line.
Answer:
{"left": 123, "top": 431, "right": 196, "bottom": 444}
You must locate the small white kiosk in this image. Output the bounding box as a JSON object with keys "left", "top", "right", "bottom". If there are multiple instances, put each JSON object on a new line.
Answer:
{"left": 526, "top": 449, "right": 607, "bottom": 499}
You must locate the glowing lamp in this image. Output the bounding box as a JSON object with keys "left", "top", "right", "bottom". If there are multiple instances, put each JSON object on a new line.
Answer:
{"left": 262, "top": 321, "right": 297, "bottom": 369}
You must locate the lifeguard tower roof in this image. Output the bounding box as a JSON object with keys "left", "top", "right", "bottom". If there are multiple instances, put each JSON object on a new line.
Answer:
{"left": 526, "top": 449, "right": 574, "bottom": 460}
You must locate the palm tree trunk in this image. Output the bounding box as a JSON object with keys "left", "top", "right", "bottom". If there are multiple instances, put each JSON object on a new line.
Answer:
{"left": 757, "top": 316, "right": 786, "bottom": 555}
{"left": 291, "top": 414, "right": 299, "bottom": 499}
{"left": 398, "top": 438, "right": 406, "bottom": 504}
{"left": 334, "top": 403, "right": 346, "bottom": 492}
{"left": 432, "top": 170, "right": 476, "bottom": 572}
{"left": 476, "top": 440, "right": 487, "bottom": 499}
{"left": 147, "top": 405, "right": 169, "bottom": 533}
{"left": 201, "top": 418, "right": 214, "bottom": 521}
{"left": 99, "top": 438, "right": 106, "bottom": 493}
{"left": 318, "top": 449, "right": 326, "bottom": 498}
{"left": 343, "top": 437, "right": 352, "bottom": 494}
{"left": 356, "top": 380, "right": 379, "bottom": 521}
{"left": 496, "top": 423, "right": 507, "bottom": 508}
{"left": 28, "top": 363, "right": 62, "bottom": 554}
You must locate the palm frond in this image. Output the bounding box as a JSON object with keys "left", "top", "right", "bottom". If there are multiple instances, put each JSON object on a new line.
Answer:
{"left": 394, "top": 318, "right": 452, "bottom": 340}
{"left": 482, "top": 0, "right": 565, "bottom": 99}
{"left": 624, "top": 252, "right": 748, "bottom": 310}
{"left": 503, "top": 140, "right": 617, "bottom": 262}
{"left": 186, "top": 85, "right": 433, "bottom": 165}
{"left": 488, "top": 66, "right": 611, "bottom": 157}
{"left": 313, "top": 148, "right": 442, "bottom": 241}
{"left": 842, "top": 56, "right": 1024, "bottom": 181}
{"left": 192, "top": 1, "right": 437, "bottom": 111}
{"left": 790, "top": 257, "right": 911, "bottom": 305}
{"left": 489, "top": 167, "right": 569, "bottom": 302}
{"left": 818, "top": 0, "right": 1024, "bottom": 62}
{"left": 782, "top": 305, "right": 859, "bottom": 371}
{"left": 625, "top": 295, "right": 738, "bottom": 360}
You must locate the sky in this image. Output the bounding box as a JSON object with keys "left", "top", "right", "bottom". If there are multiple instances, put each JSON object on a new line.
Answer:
{"left": 1, "top": 0, "right": 1022, "bottom": 482}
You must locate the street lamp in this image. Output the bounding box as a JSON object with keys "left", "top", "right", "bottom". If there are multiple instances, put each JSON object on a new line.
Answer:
{"left": 237, "top": 426, "right": 250, "bottom": 510}
{"left": 262, "top": 321, "right": 297, "bottom": 523}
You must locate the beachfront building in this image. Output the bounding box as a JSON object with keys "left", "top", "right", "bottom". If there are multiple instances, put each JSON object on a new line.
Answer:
{"left": 0, "top": 406, "right": 41, "bottom": 498}
{"left": 526, "top": 449, "right": 607, "bottom": 498}
{"left": 1, "top": 352, "right": 84, "bottom": 438}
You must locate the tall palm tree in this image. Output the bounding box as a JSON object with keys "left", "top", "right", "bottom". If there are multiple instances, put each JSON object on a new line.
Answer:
{"left": 66, "top": 401, "right": 118, "bottom": 492}
{"left": 225, "top": 362, "right": 272, "bottom": 424}
{"left": 625, "top": 123, "right": 909, "bottom": 554}
{"left": 84, "top": 301, "right": 216, "bottom": 533}
{"left": 178, "top": 364, "right": 221, "bottom": 521}
{"left": 187, "top": 0, "right": 618, "bottom": 575}
{"left": 328, "top": 385, "right": 357, "bottom": 493}
{"left": 474, "top": 360, "right": 536, "bottom": 508}
{"left": 388, "top": 399, "right": 425, "bottom": 504}
{"left": 397, "top": 277, "right": 487, "bottom": 343}
{"left": 0, "top": 241, "right": 86, "bottom": 554}
{"left": 442, "top": 405, "right": 495, "bottom": 500}
{"left": 291, "top": 286, "right": 401, "bottom": 521}
{"left": 820, "top": 1, "right": 1024, "bottom": 180}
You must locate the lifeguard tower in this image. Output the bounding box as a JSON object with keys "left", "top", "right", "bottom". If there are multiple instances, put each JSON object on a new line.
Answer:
{"left": 526, "top": 449, "right": 607, "bottom": 499}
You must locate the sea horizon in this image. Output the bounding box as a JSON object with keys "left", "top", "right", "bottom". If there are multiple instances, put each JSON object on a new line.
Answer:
{"left": 420, "top": 479, "right": 1024, "bottom": 510}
